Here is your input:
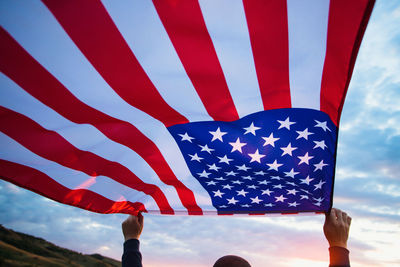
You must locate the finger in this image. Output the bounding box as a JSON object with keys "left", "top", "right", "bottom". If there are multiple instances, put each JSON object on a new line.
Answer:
{"left": 138, "top": 212, "right": 144, "bottom": 225}
{"left": 326, "top": 208, "right": 337, "bottom": 223}
{"left": 128, "top": 215, "right": 139, "bottom": 224}
{"left": 341, "top": 212, "right": 348, "bottom": 224}
{"left": 336, "top": 209, "right": 343, "bottom": 223}
{"left": 347, "top": 215, "right": 352, "bottom": 226}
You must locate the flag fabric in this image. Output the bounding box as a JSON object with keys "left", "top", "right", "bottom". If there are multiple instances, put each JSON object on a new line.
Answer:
{"left": 0, "top": 0, "right": 375, "bottom": 216}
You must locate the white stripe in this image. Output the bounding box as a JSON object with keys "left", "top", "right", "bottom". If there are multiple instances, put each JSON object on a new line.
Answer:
{"left": 0, "top": 74, "right": 185, "bottom": 213}
{"left": 101, "top": 0, "right": 213, "bottom": 122}
{"left": 0, "top": 132, "right": 160, "bottom": 212}
{"left": 0, "top": 0, "right": 216, "bottom": 212}
{"left": 199, "top": 0, "right": 264, "bottom": 118}
{"left": 287, "top": 0, "right": 330, "bottom": 110}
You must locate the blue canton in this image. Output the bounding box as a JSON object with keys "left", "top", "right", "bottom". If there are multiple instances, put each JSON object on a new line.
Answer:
{"left": 168, "top": 109, "right": 337, "bottom": 214}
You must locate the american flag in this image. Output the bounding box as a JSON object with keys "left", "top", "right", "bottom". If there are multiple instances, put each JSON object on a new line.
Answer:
{"left": 0, "top": 0, "right": 374, "bottom": 215}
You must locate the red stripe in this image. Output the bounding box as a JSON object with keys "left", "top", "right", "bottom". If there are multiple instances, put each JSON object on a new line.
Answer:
{"left": 42, "top": 0, "right": 188, "bottom": 127}
{"left": 0, "top": 159, "right": 146, "bottom": 215}
{"left": 243, "top": 0, "right": 292, "bottom": 110}
{"left": 320, "top": 0, "right": 375, "bottom": 125}
{"left": 0, "top": 106, "right": 174, "bottom": 214}
{"left": 153, "top": 0, "right": 239, "bottom": 121}
{"left": 0, "top": 28, "right": 203, "bottom": 215}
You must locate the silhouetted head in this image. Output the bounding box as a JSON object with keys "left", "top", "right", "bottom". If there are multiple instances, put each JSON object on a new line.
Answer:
{"left": 213, "top": 255, "right": 251, "bottom": 267}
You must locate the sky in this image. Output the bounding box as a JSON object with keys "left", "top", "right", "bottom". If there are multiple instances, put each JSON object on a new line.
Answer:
{"left": 0, "top": 0, "right": 399, "bottom": 266}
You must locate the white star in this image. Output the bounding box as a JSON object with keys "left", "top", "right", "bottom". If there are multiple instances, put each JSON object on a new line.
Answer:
{"left": 215, "top": 177, "right": 226, "bottom": 181}
{"left": 242, "top": 176, "right": 254, "bottom": 180}
{"left": 280, "top": 143, "right": 297, "bottom": 156}
{"left": 241, "top": 204, "right": 250, "bottom": 208}
{"left": 278, "top": 117, "right": 296, "bottom": 130}
{"left": 227, "top": 197, "right": 239, "bottom": 205}
{"left": 284, "top": 168, "right": 300, "bottom": 178}
{"left": 209, "top": 127, "right": 227, "bottom": 142}
{"left": 300, "top": 175, "right": 314, "bottom": 185}
{"left": 264, "top": 203, "right": 275, "bottom": 207}
{"left": 207, "top": 163, "right": 221, "bottom": 172}
{"left": 247, "top": 184, "right": 258, "bottom": 189}
{"left": 222, "top": 184, "right": 233, "bottom": 190}
{"left": 206, "top": 181, "right": 217, "bottom": 186}
{"left": 287, "top": 189, "right": 299, "bottom": 195}
{"left": 236, "top": 164, "right": 251, "bottom": 171}
{"left": 273, "top": 184, "right": 285, "bottom": 189}
{"left": 250, "top": 196, "right": 263, "bottom": 204}
{"left": 258, "top": 180, "right": 270, "bottom": 185}
{"left": 300, "top": 195, "right": 309, "bottom": 200}
{"left": 313, "top": 197, "right": 324, "bottom": 202}
{"left": 236, "top": 189, "right": 249, "bottom": 197}
{"left": 189, "top": 153, "right": 203, "bottom": 162}
{"left": 270, "top": 176, "right": 281, "bottom": 180}
{"left": 287, "top": 182, "right": 297, "bottom": 187}
{"left": 296, "top": 128, "right": 314, "bottom": 140}
{"left": 232, "top": 180, "right": 243, "bottom": 185}
{"left": 314, "top": 160, "right": 328, "bottom": 171}
{"left": 314, "top": 120, "right": 331, "bottom": 132}
{"left": 178, "top": 132, "right": 194, "bottom": 142}
{"left": 275, "top": 195, "right": 287, "bottom": 202}
{"left": 199, "top": 144, "right": 214, "bottom": 154}
{"left": 219, "top": 205, "right": 228, "bottom": 208}
{"left": 213, "top": 190, "right": 224, "bottom": 198}
{"left": 313, "top": 140, "right": 327, "bottom": 150}
{"left": 314, "top": 180, "right": 326, "bottom": 190}
{"left": 248, "top": 149, "right": 266, "bottom": 163}
{"left": 218, "top": 155, "right": 234, "bottom": 165}
{"left": 229, "top": 137, "right": 247, "bottom": 153}
{"left": 288, "top": 201, "right": 300, "bottom": 207}
{"left": 262, "top": 133, "right": 280, "bottom": 147}
{"left": 225, "top": 171, "right": 238, "bottom": 176}
{"left": 313, "top": 202, "right": 322, "bottom": 207}
{"left": 254, "top": 170, "right": 267, "bottom": 175}
{"left": 197, "top": 170, "right": 211, "bottom": 178}
{"left": 243, "top": 122, "right": 261, "bottom": 135}
{"left": 267, "top": 160, "right": 283, "bottom": 171}
{"left": 261, "top": 189, "right": 273, "bottom": 196}
{"left": 298, "top": 152, "right": 314, "bottom": 165}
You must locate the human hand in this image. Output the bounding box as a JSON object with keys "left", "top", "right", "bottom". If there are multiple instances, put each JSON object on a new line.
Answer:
{"left": 323, "top": 208, "right": 351, "bottom": 248}
{"left": 122, "top": 213, "right": 144, "bottom": 241}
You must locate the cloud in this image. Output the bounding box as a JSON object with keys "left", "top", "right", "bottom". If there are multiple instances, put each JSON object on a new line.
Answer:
{"left": 0, "top": 179, "right": 389, "bottom": 267}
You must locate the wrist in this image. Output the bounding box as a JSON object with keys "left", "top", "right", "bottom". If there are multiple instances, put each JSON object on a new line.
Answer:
{"left": 329, "top": 246, "right": 350, "bottom": 266}
{"left": 124, "top": 235, "right": 140, "bottom": 241}
{"left": 329, "top": 241, "right": 347, "bottom": 249}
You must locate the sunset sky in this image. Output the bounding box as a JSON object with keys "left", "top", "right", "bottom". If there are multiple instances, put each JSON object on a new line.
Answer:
{"left": 1, "top": 0, "right": 399, "bottom": 266}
